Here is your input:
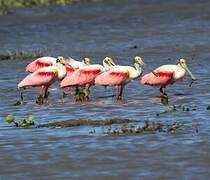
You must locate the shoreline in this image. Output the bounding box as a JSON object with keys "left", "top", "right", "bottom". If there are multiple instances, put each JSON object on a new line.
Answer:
{"left": 0, "top": 0, "right": 96, "bottom": 15}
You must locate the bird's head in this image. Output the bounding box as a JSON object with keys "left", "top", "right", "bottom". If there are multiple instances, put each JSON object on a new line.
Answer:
{"left": 56, "top": 56, "right": 66, "bottom": 65}
{"left": 83, "top": 57, "right": 92, "bottom": 65}
{"left": 178, "top": 58, "right": 196, "bottom": 81}
{"left": 134, "top": 56, "right": 145, "bottom": 66}
{"left": 103, "top": 57, "right": 116, "bottom": 66}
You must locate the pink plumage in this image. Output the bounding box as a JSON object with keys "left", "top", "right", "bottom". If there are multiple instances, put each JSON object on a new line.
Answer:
{"left": 25, "top": 57, "right": 56, "bottom": 73}
{"left": 141, "top": 65, "right": 182, "bottom": 87}
{"left": 66, "top": 57, "right": 83, "bottom": 69}
{"left": 94, "top": 66, "right": 129, "bottom": 100}
{"left": 65, "top": 64, "right": 75, "bottom": 76}
{"left": 60, "top": 65, "right": 104, "bottom": 88}
{"left": 18, "top": 66, "right": 58, "bottom": 89}
{"left": 94, "top": 70, "right": 129, "bottom": 86}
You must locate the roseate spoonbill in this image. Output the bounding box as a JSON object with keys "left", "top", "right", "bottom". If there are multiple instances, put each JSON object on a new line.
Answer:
{"left": 26, "top": 56, "right": 57, "bottom": 73}
{"left": 18, "top": 56, "right": 67, "bottom": 103}
{"left": 26, "top": 56, "right": 74, "bottom": 76}
{"left": 60, "top": 57, "right": 111, "bottom": 100}
{"left": 25, "top": 56, "right": 90, "bottom": 76}
{"left": 141, "top": 58, "right": 196, "bottom": 96}
{"left": 95, "top": 56, "right": 145, "bottom": 100}
{"left": 66, "top": 57, "right": 91, "bottom": 69}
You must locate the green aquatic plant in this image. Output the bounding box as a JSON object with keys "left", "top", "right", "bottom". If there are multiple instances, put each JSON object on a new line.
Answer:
{"left": 5, "top": 114, "right": 35, "bottom": 127}
{"left": 36, "top": 95, "right": 45, "bottom": 104}
{"left": 6, "top": 114, "right": 15, "bottom": 124}
{"left": 75, "top": 87, "right": 90, "bottom": 102}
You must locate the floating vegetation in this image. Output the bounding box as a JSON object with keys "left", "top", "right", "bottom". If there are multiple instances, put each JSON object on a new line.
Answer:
{"left": 156, "top": 106, "right": 176, "bottom": 116}
{"left": 104, "top": 120, "right": 181, "bottom": 136}
{"left": 5, "top": 114, "right": 35, "bottom": 127}
{"left": 36, "top": 95, "right": 45, "bottom": 105}
{"left": 75, "top": 87, "right": 90, "bottom": 102}
{"left": 182, "top": 105, "right": 196, "bottom": 112}
{"left": 37, "top": 118, "right": 130, "bottom": 128}
{"left": 156, "top": 103, "right": 197, "bottom": 116}
{"left": 0, "top": 49, "right": 45, "bottom": 61}
{"left": 4, "top": 115, "right": 183, "bottom": 135}
{"left": 5, "top": 114, "right": 15, "bottom": 124}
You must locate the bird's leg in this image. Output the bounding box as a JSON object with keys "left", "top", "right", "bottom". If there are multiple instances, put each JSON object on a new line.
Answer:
{"left": 20, "top": 91, "right": 23, "bottom": 101}
{"left": 116, "top": 85, "right": 120, "bottom": 100}
{"left": 160, "top": 87, "right": 167, "bottom": 97}
{"left": 118, "top": 84, "right": 125, "bottom": 100}
{"left": 14, "top": 91, "right": 24, "bottom": 106}
{"left": 62, "top": 91, "right": 67, "bottom": 99}
{"left": 36, "top": 86, "right": 48, "bottom": 104}
{"left": 75, "top": 85, "right": 79, "bottom": 96}
{"left": 36, "top": 86, "right": 44, "bottom": 104}
{"left": 43, "top": 86, "right": 50, "bottom": 100}
{"left": 85, "top": 83, "right": 91, "bottom": 91}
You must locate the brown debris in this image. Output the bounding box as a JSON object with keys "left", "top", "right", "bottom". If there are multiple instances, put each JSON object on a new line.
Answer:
{"left": 105, "top": 121, "right": 181, "bottom": 135}
{"left": 37, "top": 118, "right": 130, "bottom": 128}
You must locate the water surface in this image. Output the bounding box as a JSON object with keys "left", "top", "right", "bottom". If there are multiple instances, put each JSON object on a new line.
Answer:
{"left": 0, "top": 0, "right": 210, "bottom": 179}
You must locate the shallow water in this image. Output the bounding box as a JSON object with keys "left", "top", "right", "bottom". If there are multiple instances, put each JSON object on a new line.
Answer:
{"left": 1, "top": 0, "right": 210, "bottom": 178}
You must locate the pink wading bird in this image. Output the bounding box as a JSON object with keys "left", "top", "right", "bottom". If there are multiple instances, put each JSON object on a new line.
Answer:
{"left": 141, "top": 58, "right": 196, "bottom": 96}
{"left": 25, "top": 56, "right": 89, "bottom": 76}
{"left": 66, "top": 57, "right": 91, "bottom": 69}
{"left": 94, "top": 56, "right": 145, "bottom": 100}
{"left": 18, "top": 56, "right": 67, "bottom": 103}
{"left": 60, "top": 57, "right": 112, "bottom": 99}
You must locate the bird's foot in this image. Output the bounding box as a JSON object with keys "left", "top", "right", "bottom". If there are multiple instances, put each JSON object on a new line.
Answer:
{"left": 13, "top": 92, "right": 24, "bottom": 106}
{"left": 36, "top": 95, "right": 45, "bottom": 104}
{"left": 62, "top": 91, "right": 67, "bottom": 99}
{"left": 117, "top": 95, "right": 123, "bottom": 100}
{"left": 161, "top": 96, "right": 169, "bottom": 106}
{"left": 162, "top": 93, "right": 168, "bottom": 99}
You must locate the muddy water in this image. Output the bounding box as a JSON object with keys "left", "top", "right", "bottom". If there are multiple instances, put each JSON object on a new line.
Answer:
{"left": 1, "top": 0, "right": 210, "bottom": 178}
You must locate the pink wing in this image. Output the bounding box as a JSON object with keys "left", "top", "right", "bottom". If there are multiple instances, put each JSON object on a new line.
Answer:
{"left": 141, "top": 69, "right": 174, "bottom": 87}
{"left": 66, "top": 57, "right": 82, "bottom": 69}
{"left": 18, "top": 67, "right": 57, "bottom": 88}
{"left": 95, "top": 69, "right": 129, "bottom": 86}
{"left": 25, "top": 57, "right": 56, "bottom": 73}
{"left": 60, "top": 67, "right": 102, "bottom": 87}
{"left": 65, "top": 64, "right": 75, "bottom": 76}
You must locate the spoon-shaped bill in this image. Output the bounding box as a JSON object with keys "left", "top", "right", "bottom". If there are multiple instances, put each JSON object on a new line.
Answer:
{"left": 185, "top": 65, "right": 196, "bottom": 81}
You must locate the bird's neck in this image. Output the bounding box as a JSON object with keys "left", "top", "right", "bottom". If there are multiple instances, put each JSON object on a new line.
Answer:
{"left": 134, "top": 63, "right": 142, "bottom": 76}
{"left": 82, "top": 61, "right": 89, "bottom": 66}
{"left": 54, "top": 63, "right": 67, "bottom": 79}
{"left": 103, "top": 63, "right": 112, "bottom": 70}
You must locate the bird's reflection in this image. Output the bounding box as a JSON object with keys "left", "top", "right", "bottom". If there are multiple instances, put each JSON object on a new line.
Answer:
{"left": 148, "top": 95, "right": 169, "bottom": 106}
